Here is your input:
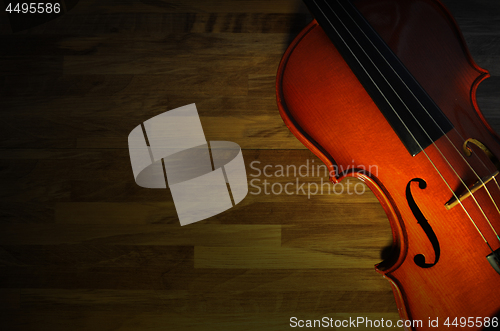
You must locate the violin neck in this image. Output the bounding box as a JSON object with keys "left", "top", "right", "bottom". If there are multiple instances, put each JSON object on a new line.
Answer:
{"left": 303, "top": 0, "right": 453, "bottom": 156}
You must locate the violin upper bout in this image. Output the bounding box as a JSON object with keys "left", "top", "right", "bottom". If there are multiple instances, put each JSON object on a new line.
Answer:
{"left": 356, "top": 0, "right": 500, "bottom": 145}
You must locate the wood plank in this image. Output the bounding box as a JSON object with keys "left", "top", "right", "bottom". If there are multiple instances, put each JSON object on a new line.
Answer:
{"left": 2, "top": 13, "right": 312, "bottom": 35}
{"left": 0, "top": 311, "right": 404, "bottom": 331}
{"left": 195, "top": 246, "right": 383, "bottom": 269}
{"left": 0, "top": 224, "right": 281, "bottom": 246}
{"left": 17, "top": 288, "right": 397, "bottom": 313}
{"left": 281, "top": 224, "right": 392, "bottom": 256}
{"left": 65, "top": 1, "right": 310, "bottom": 15}
{"left": 0, "top": 267, "right": 391, "bottom": 291}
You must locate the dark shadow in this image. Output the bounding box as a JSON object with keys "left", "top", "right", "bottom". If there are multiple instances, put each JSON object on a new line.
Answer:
{"left": 482, "top": 309, "right": 500, "bottom": 330}
{"left": 380, "top": 244, "right": 393, "bottom": 261}
{"left": 282, "top": 0, "right": 313, "bottom": 51}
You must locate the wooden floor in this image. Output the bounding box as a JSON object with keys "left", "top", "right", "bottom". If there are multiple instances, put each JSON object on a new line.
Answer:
{"left": 1, "top": 0, "right": 500, "bottom": 330}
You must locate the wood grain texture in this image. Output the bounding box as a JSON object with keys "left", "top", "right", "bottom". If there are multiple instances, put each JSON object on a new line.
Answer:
{"left": 1, "top": 0, "right": 499, "bottom": 330}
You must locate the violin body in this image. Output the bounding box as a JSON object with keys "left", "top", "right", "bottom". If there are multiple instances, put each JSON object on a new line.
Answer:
{"left": 277, "top": 0, "right": 500, "bottom": 328}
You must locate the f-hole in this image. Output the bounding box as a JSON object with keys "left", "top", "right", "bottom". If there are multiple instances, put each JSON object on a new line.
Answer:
{"left": 406, "top": 178, "right": 441, "bottom": 268}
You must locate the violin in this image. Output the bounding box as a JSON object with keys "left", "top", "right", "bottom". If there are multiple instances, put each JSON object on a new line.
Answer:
{"left": 276, "top": 0, "right": 500, "bottom": 329}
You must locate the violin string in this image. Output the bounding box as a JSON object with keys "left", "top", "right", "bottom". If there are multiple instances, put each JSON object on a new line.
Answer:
{"left": 492, "top": 176, "right": 500, "bottom": 238}
{"left": 323, "top": 0, "right": 500, "bottom": 245}
{"left": 489, "top": 175, "right": 500, "bottom": 235}
{"left": 327, "top": 0, "right": 500, "bottom": 242}
{"left": 310, "top": 0, "right": 495, "bottom": 250}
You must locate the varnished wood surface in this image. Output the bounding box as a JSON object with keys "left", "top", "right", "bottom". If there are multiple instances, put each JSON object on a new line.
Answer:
{"left": 1, "top": 1, "right": 500, "bottom": 330}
